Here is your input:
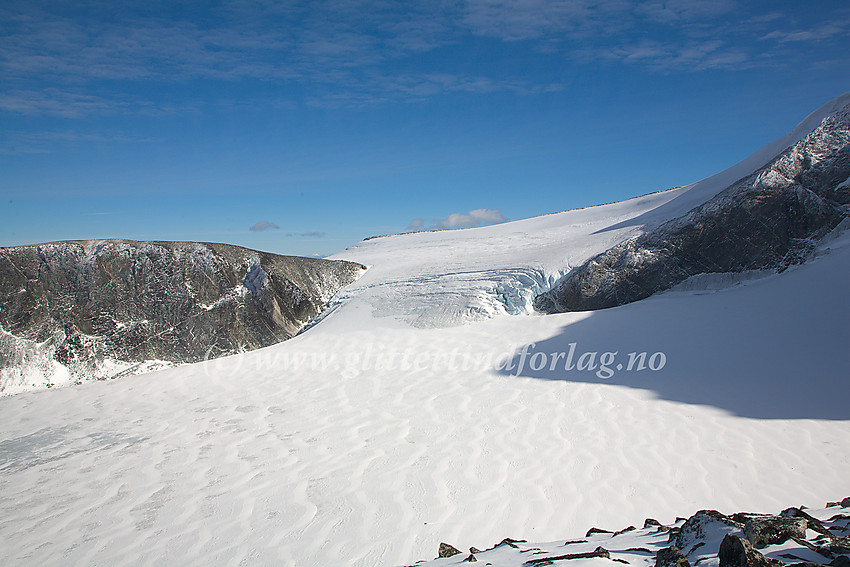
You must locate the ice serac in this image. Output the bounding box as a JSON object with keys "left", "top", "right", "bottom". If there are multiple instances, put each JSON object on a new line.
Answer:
{"left": 535, "top": 95, "right": 850, "bottom": 313}
{"left": 0, "top": 240, "right": 365, "bottom": 393}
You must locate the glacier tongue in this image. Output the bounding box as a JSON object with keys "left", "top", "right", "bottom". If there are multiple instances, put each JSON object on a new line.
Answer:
{"left": 332, "top": 266, "right": 570, "bottom": 328}
{"left": 494, "top": 267, "right": 571, "bottom": 316}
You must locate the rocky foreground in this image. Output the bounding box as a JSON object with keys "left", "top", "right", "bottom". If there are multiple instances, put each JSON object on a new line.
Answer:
{"left": 407, "top": 499, "right": 850, "bottom": 567}
{"left": 0, "top": 240, "right": 365, "bottom": 392}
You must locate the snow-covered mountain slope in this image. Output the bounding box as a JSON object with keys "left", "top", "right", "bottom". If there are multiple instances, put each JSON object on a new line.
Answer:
{"left": 608, "top": 90, "right": 850, "bottom": 231}
{"left": 330, "top": 91, "right": 850, "bottom": 328}
{"left": 537, "top": 98, "right": 850, "bottom": 312}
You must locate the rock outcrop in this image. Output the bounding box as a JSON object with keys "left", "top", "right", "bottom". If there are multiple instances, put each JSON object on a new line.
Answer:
{"left": 744, "top": 516, "right": 807, "bottom": 548}
{"left": 535, "top": 102, "right": 850, "bottom": 313}
{"left": 656, "top": 546, "right": 690, "bottom": 567}
{"left": 405, "top": 500, "right": 850, "bottom": 567}
{"left": 0, "top": 240, "right": 365, "bottom": 392}
{"left": 719, "top": 534, "right": 785, "bottom": 567}
{"left": 438, "top": 542, "right": 463, "bottom": 558}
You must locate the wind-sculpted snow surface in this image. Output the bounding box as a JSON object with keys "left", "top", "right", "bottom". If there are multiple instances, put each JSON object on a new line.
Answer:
{"left": 1, "top": 236, "right": 849, "bottom": 566}
{"left": 0, "top": 240, "right": 365, "bottom": 394}
{"left": 536, "top": 98, "right": 850, "bottom": 313}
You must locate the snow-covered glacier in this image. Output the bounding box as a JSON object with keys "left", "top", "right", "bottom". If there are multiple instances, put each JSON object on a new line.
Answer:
{"left": 328, "top": 189, "right": 683, "bottom": 327}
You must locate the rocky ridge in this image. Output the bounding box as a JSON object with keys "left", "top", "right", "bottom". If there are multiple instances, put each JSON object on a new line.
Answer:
{"left": 535, "top": 101, "right": 850, "bottom": 313}
{"left": 0, "top": 240, "right": 365, "bottom": 393}
{"left": 407, "top": 499, "right": 850, "bottom": 567}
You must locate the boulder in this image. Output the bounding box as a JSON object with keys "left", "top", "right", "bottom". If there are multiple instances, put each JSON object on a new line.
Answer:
{"left": 781, "top": 508, "right": 831, "bottom": 537}
{"left": 656, "top": 546, "right": 690, "bottom": 567}
{"left": 719, "top": 534, "right": 784, "bottom": 567}
{"left": 675, "top": 510, "right": 742, "bottom": 552}
{"left": 525, "top": 546, "right": 610, "bottom": 565}
{"left": 438, "top": 542, "right": 462, "bottom": 558}
{"left": 745, "top": 516, "right": 807, "bottom": 548}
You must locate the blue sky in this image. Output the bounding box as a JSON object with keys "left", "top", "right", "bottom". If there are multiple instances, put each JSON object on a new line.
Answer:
{"left": 2, "top": 0, "right": 849, "bottom": 257}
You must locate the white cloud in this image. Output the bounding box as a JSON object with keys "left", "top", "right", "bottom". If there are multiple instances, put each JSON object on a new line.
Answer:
{"left": 469, "top": 208, "right": 507, "bottom": 224}
{"left": 407, "top": 218, "right": 424, "bottom": 230}
{"left": 436, "top": 208, "right": 507, "bottom": 229}
{"left": 250, "top": 221, "right": 280, "bottom": 232}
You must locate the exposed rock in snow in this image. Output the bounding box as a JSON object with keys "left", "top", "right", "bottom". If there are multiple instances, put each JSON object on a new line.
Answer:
{"left": 536, "top": 96, "right": 850, "bottom": 313}
{"left": 718, "top": 535, "right": 784, "bottom": 567}
{"left": 439, "top": 542, "right": 463, "bottom": 558}
{"left": 743, "top": 516, "right": 807, "bottom": 549}
{"left": 656, "top": 546, "right": 690, "bottom": 567}
{"left": 0, "top": 240, "right": 365, "bottom": 394}
{"left": 405, "top": 501, "right": 850, "bottom": 567}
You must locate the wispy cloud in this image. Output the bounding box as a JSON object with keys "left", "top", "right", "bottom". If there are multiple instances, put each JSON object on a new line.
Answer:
{"left": 463, "top": 0, "right": 738, "bottom": 42}
{"left": 0, "top": 129, "right": 159, "bottom": 154}
{"left": 462, "top": 0, "right": 846, "bottom": 72}
{"left": 407, "top": 218, "right": 425, "bottom": 230}
{"left": 250, "top": 221, "right": 280, "bottom": 232}
{"left": 285, "top": 231, "right": 326, "bottom": 238}
{"left": 591, "top": 38, "right": 754, "bottom": 71}
{"left": 0, "top": 89, "right": 139, "bottom": 117}
{"left": 0, "top": 0, "right": 847, "bottom": 113}
{"left": 436, "top": 208, "right": 507, "bottom": 229}
{"left": 760, "top": 22, "right": 849, "bottom": 44}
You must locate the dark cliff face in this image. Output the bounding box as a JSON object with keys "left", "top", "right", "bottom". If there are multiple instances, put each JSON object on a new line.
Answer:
{"left": 535, "top": 105, "right": 850, "bottom": 314}
{"left": 0, "top": 240, "right": 365, "bottom": 385}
